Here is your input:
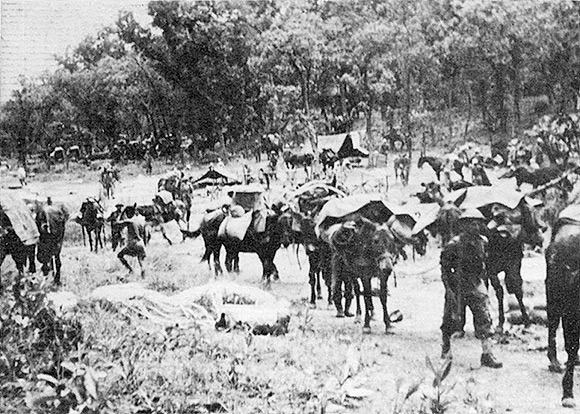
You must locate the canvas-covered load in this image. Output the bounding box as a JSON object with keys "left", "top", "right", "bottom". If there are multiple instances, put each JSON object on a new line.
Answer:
{"left": 285, "top": 180, "right": 347, "bottom": 217}
{"left": 227, "top": 184, "right": 265, "bottom": 212}
{"left": 445, "top": 186, "right": 542, "bottom": 210}
{"left": 558, "top": 204, "right": 580, "bottom": 223}
{"left": 0, "top": 191, "right": 39, "bottom": 245}
{"left": 315, "top": 193, "right": 405, "bottom": 236}
{"left": 412, "top": 186, "right": 543, "bottom": 235}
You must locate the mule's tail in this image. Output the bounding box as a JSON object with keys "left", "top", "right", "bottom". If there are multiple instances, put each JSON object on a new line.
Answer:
{"left": 181, "top": 228, "right": 201, "bottom": 242}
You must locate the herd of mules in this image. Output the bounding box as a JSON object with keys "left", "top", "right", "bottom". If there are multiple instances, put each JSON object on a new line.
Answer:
{"left": 5, "top": 140, "right": 580, "bottom": 406}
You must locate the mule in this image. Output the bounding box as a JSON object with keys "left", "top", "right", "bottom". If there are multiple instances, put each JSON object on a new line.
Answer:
{"left": 0, "top": 213, "right": 36, "bottom": 287}
{"left": 290, "top": 210, "right": 332, "bottom": 307}
{"left": 500, "top": 166, "right": 568, "bottom": 192}
{"left": 319, "top": 149, "right": 339, "bottom": 173}
{"left": 35, "top": 203, "right": 69, "bottom": 285}
{"left": 329, "top": 216, "right": 397, "bottom": 333}
{"left": 219, "top": 208, "right": 293, "bottom": 287}
{"left": 394, "top": 155, "right": 411, "bottom": 186}
{"left": 418, "top": 155, "right": 465, "bottom": 181}
{"left": 471, "top": 164, "right": 491, "bottom": 186}
{"left": 545, "top": 219, "right": 580, "bottom": 407}
{"left": 79, "top": 198, "right": 104, "bottom": 252}
{"left": 484, "top": 201, "right": 545, "bottom": 332}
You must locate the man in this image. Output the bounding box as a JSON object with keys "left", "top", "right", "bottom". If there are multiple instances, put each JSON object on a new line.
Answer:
{"left": 17, "top": 165, "right": 27, "bottom": 187}
{"left": 117, "top": 205, "right": 147, "bottom": 278}
{"left": 107, "top": 203, "right": 125, "bottom": 250}
{"left": 144, "top": 151, "right": 153, "bottom": 175}
{"left": 439, "top": 209, "right": 502, "bottom": 369}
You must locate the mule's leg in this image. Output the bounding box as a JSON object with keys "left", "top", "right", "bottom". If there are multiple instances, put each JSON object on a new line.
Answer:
{"left": 225, "top": 250, "right": 234, "bottom": 273}
{"left": 54, "top": 254, "right": 62, "bottom": 286}
{"left": 213, "top": 245, "right": 223, "bottom": 276}
{"left": 488, "top": 272, "right": 506, "bottom": 333}
{"left": 505, "top": 260, "right": 531, "bottom": 327}
{"left": 26, "top": 244, "right": 36, "bottom": 273}
{"left": 562, "top": 312, "right": 580, "bottom": 407}
{"left": 331, "top": 255, "right": 346, "bottom": 318}
{"left": 308, "top": 254, "right": 317, "bottom": 306}
{"left": 87, "top": 230, "right": 94, "bottom": 252}
{"left": 160, "top": 225, "right": 173, "bottom": 245}
{"left": 379, "top": 273, "right": 391, "bottom": 333}
{"left": 548, "top": 308, "right": 563, "bottom": 373}
{"left": 343, "top": 274, "right": 354, "bottom": 318}
{"left": 261, "top": 256, "right": 272, "bottom": 289}
{"left": 361, "top": 277, "right": 373, "bottom": 334}
{"left": 233, "top": 253, "right": 240, "bottom": 273}
{"left": 352, "top": 278, "right": 361, "bottom": 323}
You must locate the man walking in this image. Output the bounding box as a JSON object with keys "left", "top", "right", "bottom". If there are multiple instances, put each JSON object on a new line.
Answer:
{"left": 117, "top": 204, "right": 147, "bottom": 278}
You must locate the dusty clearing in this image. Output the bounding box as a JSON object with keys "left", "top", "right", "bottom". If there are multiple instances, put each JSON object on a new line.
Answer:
{"left": 0, "top": 156, "right": 573, "bottom": 413}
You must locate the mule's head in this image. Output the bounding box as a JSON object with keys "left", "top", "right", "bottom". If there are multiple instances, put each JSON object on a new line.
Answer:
{"left": 487, "top": 202, "right": 544, "bottom": 249}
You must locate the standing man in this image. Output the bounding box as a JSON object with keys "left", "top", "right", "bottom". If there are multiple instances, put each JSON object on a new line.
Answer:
{"left": 144, "top": 151, "right": 153, "bottom": 175}
{"left": 107, "top": 203, "right": 125, "bottom": 251}
{"left": 439, "top": 209, "right": 502, "bottom": 368}
{"left": 116, "top": 205, "right": 147, "bottom": 278}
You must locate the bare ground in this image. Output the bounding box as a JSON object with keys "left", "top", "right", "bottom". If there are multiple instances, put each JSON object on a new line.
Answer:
{"left": 0, "top": 156, "right": 575, "bottom": 413}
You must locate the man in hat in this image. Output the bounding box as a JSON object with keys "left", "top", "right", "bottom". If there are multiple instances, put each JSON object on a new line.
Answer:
{"left": 116, "top": 204, "right": 147, "bottom": 278}
{"left": 439, "top": 208, "right": 502, "bottom": 368}
{"left": 107, "top": 202, "right": 125, "bottom": 250}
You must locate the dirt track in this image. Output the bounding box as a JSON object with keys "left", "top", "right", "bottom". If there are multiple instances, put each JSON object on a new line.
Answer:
{"left": 0, "top": 156, "right": 575, "bottom": 413}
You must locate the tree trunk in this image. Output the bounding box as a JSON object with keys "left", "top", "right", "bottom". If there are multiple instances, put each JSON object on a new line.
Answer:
{"left": 463, "top": 81, "right": 473, "bottom": 140}
{"left": 492, "top": 63, "right": 508, "bottom": 133}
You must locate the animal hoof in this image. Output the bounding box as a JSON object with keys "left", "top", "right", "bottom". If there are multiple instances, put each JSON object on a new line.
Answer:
{"left": 344, "top": 311, "right": 354, "bottom": 318}
{"left": 336, "top": 311, "right": 345, "bottom": 318}
{"left": 562, "top": 398, "right": 576, "bottom": 408}
{"left": 362, "top": 327, "right": 372, "bottom": 335}
{"left": 354, "top": 316, "right": 361, "bottom": 324}
{"left": 308, "top": 303, "right": 316, "bottom": 310}
{"left": 549, "top": 363, "right": 563, "bottom": 373}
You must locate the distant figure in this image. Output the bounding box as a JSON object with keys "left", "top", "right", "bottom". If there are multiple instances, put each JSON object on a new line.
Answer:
{"left": 243, "top": 164, "right": 252, "bottom": 185}
{"left": 17, "top": 166, "right": 27, "bottom": 187}
{"left": 144, "top": 151, "right": 153, "bottom": 175}
{"left": 117, "top": 205, "right": 147, "bottom": 278}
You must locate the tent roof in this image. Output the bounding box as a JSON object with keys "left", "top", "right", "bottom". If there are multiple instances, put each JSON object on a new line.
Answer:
{"left": 317, "top": 130, "right": 369, "bottom": 158}
{"left": 192, "top": 167, "right": 238, "bottom": 184}
{"left": 298, "top": 130, "right": 369, "bottom": 157}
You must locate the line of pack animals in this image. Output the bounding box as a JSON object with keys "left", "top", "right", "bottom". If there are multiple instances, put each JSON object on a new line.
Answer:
{"left": 4, "top": 137, "right": 580, "bottom": 408}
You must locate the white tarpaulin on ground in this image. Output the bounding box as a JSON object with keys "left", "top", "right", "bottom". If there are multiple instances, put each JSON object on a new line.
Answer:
{"left": 87, "top": 281, "right": 290, "bottom": 329}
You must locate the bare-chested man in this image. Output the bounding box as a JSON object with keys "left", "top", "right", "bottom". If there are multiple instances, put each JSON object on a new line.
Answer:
{"left": 116, "top": 205, "right": 147, "bottom": 278}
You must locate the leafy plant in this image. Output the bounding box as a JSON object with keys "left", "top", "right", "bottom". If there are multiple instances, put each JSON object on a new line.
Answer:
{"left": 422, "top": 356, "right": 454, "bottom": 414}
{"left": 0, "top": 274, "right": 82, "bottom": 382}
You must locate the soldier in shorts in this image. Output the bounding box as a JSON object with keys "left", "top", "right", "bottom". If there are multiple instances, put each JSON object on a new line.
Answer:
{"left": 117, "top": 205, "right": 147, "bottom": 278}
{"left": 440, "top": 209, "right": 502, "bottom": 369}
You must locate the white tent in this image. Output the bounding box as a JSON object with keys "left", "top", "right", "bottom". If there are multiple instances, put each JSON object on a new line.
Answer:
{"left": 301, "top": 130, "right": 369, "bottom": 158}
